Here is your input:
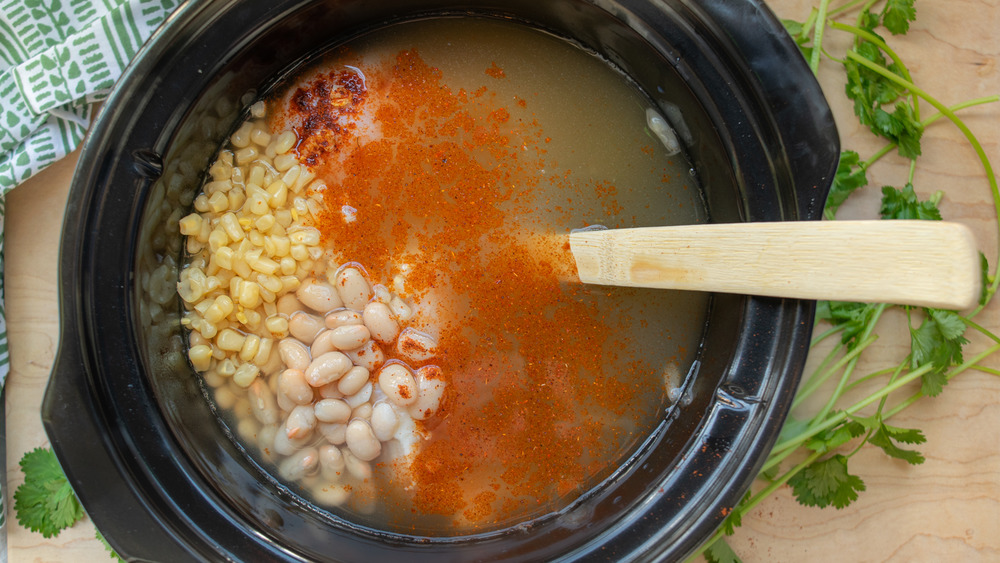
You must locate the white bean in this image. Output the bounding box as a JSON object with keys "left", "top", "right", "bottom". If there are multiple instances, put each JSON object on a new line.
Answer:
{"left": 345, "top": 419, "right": 382, "bottom": 461}
{"left": 318, "top": 381, "right": 343, "bottom": 399}
{"left": 389, "top": 295, "right": 413, "bottom": 322}
{"left": 334, "top": 266, "right": 372, "bottom": 311}
{"left": 370, "top": 402, "right": 399, "bottom": 441}
{"left": 325, "top": 309, "right": 363, "bottom": 329}
{"left": 352, "top": 402, "right": 372, "bottom": 420}
{"left": 319, "top": 445, "right": 346, "bottom": 481}
{"left": 276, "top": 293, "right": 306, "bottom": 316}
{"left": 338, "top": 366, "right": 370, "bottom": 396}
{"left": 342, "top": 449, "right": 372, "bottom": 480}
{"left": 284, "top": 405, "right": 317, "bottom": 439}
{"left": 377, "top": 362, "right": 418, "bottom": 407}
{"left": 257, "top": 424, "right": 278, "bottom": 460}
{"left": 278, "top": 338, "right": 311, "bottom": 371}
{"left": 278, "top": 447, "right": 319, "bottom": 481}
{"left": 276, "top": 390, "right": 296, "bottom": 413}
{"left": 395, "top": 327, "right": 438, "bottom": 364}
{"left": 407, "top": 365, "right": 448, "bottom": 420}
{"left": 214, "top": 386, "right": 237, "bottom": 409}
{"left": 345, "top": 339, "right": 385, "bottom": 372}
{"left": 310, "top": 330, "right": 338, "bottom": 357}
{"left": 236, "top": 417, "right": 260, "bottom": 443}
{"left": 343, "top": 381, "right": 373, "bottom": 409}
{"left": 277, "top": 368, "right": 314, "bottom": 405}
{"left": 248, "top": 379, "right": 279, "bottom": 425}
{"left": 288, "top": 311, "right": 325, "bottom": 345}
{"left": 273, "top": 425, "right": 311, "bottom": 455}
{"left": 318, "top": 422, "right": 347, "bottom": 445}
{"left": 295, "top": 277, "right": 344, "bottom": 313}
{"left": 362, "top": 302, "right": 399, "bottom": 344}
{"left": 328, "top": 324, "right": 371, "bottom": 350}
{"left": 314, "top": 398, "right": 351, "bottom": 423}
{"left": 304, "top": 351, "right": 352, "bottom": 387}
{"left": 311, "top": 482, "right": 350, "bottom": 506}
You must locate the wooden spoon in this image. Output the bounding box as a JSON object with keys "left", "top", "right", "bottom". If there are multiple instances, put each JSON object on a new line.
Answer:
{"left": 567, "top": 220, "right": 981, "bottom": 310}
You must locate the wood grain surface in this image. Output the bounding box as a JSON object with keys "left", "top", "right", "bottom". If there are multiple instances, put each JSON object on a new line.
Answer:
{"left": 4, "top": 0, "right": 998, "bottom": 561}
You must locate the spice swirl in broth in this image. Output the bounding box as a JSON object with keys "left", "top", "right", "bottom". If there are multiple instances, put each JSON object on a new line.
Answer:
{"left": 183, "top": 17, "right": 708, "bottom": 535}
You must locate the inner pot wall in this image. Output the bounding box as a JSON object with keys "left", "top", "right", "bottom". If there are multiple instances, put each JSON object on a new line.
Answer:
{"left": 42, "top": 0, "right": 838, "bottom": 561}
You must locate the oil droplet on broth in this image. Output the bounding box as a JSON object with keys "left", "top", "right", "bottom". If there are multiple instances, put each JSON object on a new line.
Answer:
{"left": 266, "top": 17, "right": 709, "bottom": 535}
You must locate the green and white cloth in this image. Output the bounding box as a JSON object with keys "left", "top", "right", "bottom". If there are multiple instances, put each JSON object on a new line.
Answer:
{"left": 0, "top": 0, "right": 180, "bottom": 387}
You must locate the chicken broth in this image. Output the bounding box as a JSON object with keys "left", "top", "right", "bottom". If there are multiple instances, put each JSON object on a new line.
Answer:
{"left": 181, "top": 17, "right": 709, "bottom": 536}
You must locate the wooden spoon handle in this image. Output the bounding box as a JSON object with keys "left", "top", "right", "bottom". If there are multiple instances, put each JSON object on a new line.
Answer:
{"left": 568, "top": 220, "right": 981, "bottom": 310}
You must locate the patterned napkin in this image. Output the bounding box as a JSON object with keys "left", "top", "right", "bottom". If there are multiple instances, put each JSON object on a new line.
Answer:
{"left": 0, "top": 0, "right": 180, "bottom": 387}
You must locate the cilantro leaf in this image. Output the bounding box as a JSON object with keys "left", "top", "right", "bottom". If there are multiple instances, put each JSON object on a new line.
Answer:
{"left": 824, "top": 151, "right": 869, "bottom": 219}
{"left": 844, "top": 31, "right": 921, "bottom": 157}
{"left": 882, "top": 0, "right": 917, "bottom": 35}
{"left": 910, "top": 308, "right": 969, "bottom": 396}
{"left": 704, "top": 537, "right": 743, "bottom": 563}
{"left": 788, "top": 454, "right": 866, "bottom": 509}
{"left": 14, "top": 448, "right": 85, "bottom": 538}
{"left": 868, "top": 422, "right": 927, "bottom": 464}
{"left": 805, "top": 420, "right": 866, "bottom": 454}
{"left": 817, "top": 301, "right": 880, "bottom": 349}
{"left": 718, "top": 491, "right": 751, "bottom": 536}
{"left": 880, "top": 184, "right": 942, "bottom": 220}
{"left": 97, "top": 529, "right": 126, "bottom": 562}
{"left": 850, "top": 414, "right": 926, "bottom": 464}
{"left": 781, "top": 19, "right": 815, "bottom": 61}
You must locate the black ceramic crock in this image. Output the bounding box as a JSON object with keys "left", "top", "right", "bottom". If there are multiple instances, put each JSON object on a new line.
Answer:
{"left": 42, "top": 0, "right": 839, "bottom": 561}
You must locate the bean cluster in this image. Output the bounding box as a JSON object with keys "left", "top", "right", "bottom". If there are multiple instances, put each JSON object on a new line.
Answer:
{"left": 178, "top": 103, "right": 446, "bottom": 509}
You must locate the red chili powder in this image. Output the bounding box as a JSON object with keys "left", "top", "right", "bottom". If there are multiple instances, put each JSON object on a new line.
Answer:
{"left": 276, "top": 50, "right": 645, "bottom": 528}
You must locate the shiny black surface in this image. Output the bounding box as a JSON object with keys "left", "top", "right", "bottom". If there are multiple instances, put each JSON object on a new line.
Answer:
{"left": 43, "top": 0, "right": 838, "bottom": 561}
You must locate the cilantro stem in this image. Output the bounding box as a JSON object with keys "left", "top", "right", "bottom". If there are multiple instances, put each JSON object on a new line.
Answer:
{"left": 765, "top": 360, "right": 934, "bottom": 466}
{"left": 842, "top": 364, "right": 898, "bottom": 392}
{"left": 792, "top": 335, "right": 876, "bottom": 410}
{"left": 807, "top": 304, "right": 887, "bottom": 427}
{"left": 811, "top": 324, "right": 846, "bottom": 347}
{"left": 971, "top": 365, "right": 1000, "bottom": 377}
{"left": 810, "top": 0, "right": 834, "bottom": 73}
{"left": 827, "top": 0, "right": 869, "bottom": 18}
{"left": 883, "top": 343, "right": 1000, "bottom": 418}
{"left": 961, "top": 317, "right": 1000, "bottom": 345}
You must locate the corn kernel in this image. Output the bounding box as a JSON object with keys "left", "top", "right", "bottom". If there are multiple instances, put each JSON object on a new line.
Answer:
{"left": 217, "top": 358, "right": 237, "bottom": 377}
{"left": 188, "top": 345, "right": 213, "bottom": 371}
{"left": 240, "top": 334, "right": 261, "bottom": 362}
{"left": 215, "top": 246, "right": 235, "bottom": 270}
{"left": 233, "top": 362, "right": 260, "bottom": 388}
{"left": 274, "top": 130, "right": 297, "bottom": 154}
{"left": 220, "top": 212, "right": 244, "bottom": 241}
{"left": 239, "top": 281, "right": 261, "bottom": 308}
{"left": 254, "top": 337, "right": 274, "bottom": 366}
{"left": 208, "top": 191, "right": 229, "bottom": 213}
{"left": 210, "top": 227, "right": 231, "bottom": 252}
{"left": 216, "top": 328, "right": 246, "bottom": 352}
{"left": 265, "top": 315, "right": 289, "bottom": 336}
{"left": 179, "top": 213, "right": 203, "bottom": 236}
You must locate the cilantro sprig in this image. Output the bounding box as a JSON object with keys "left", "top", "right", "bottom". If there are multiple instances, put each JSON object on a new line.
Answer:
{"left": 13, "top": 447, "right": 123, "bottom": 560}
{"left": 694, "top": 1, "right": 1000, "bottom": 561}
{"left": 13, "top": 448, "right": 84, "bottom": 538}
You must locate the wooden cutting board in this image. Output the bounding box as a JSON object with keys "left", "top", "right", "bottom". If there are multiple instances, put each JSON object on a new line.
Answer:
{"left": 4, "top": 0, "right": 997, "bottom": 560}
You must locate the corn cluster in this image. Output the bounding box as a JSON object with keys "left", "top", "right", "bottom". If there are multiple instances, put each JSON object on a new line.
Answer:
{"left": 179, "top": 101, "right": 328, "bottom": 389}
